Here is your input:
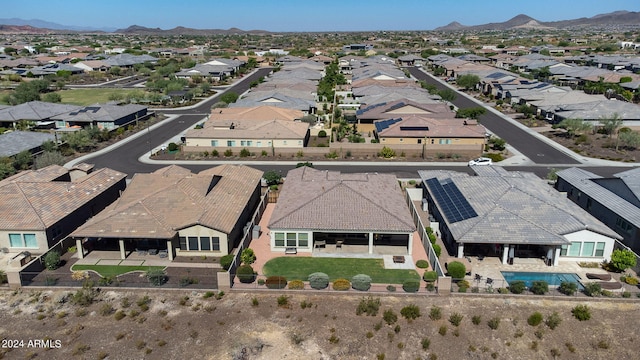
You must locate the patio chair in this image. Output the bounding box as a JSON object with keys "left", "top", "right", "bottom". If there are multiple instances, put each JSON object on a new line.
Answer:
{"left": 486, "top": 277, "right": 493, "bottom": 286}
{"left": 158, "top": 250, "right": 168, "bottom": 258}
{"left": 315, "top": 240, "right": 326, "bottom": 249}
{"left": 336, "top": 240, "right": 343, "bottom": 249}
{"left": 148, "top": 249, "right": 158, "bottom": 256}
{"left": 475, "top": 274, "right": 482, "bottom": 282}
{"left": 136, "top": 248, "right": 147, "bottom": 256}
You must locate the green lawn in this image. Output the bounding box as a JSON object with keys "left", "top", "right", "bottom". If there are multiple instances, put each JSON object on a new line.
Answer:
{"left": 71, "top": 264, "right": 165, "bottom": 277}
{"left": 57, "top": 88, "right": 151, "bottom": 105}
{"left": 262, "top": 257, "right": 419, "bottom": 283}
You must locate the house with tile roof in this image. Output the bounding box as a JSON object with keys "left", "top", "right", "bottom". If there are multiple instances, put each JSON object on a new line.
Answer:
{"left": 71, "top": 165, "right": 263, "bottom": 260}
{"left": 419, "top": 167, "right": 621, "bottom": 266}
{"left": 355, "top": 98, "right": 457, "bottom": 133}
{"left": 50, "top": 103, "right": 148, "bottom": 130}
{"left": 0, "top": 101, "right": 81, "bottom": 129}
{"left": 268, "top": 167, "right": 416, "bottom": 255}
{"left": 0, "top": 164, "right": 126, "bottom": 256}
{"left": 556, "top": 167, "right": 640, "bottom": 254}
{"left": 0, "top": 131, "right": 56, "bottom": 157}
{"left": 185, "top": 119, "right": 309, "bottom": 149}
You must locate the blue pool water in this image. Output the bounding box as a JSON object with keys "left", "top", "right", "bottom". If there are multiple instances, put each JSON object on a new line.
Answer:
{"left": 501, "top": 271, "right": 582, "bottom": 288}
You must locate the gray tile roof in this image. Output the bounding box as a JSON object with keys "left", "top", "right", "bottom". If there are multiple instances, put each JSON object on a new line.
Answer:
{"left": 269, "top": 167, "right": 415, "bottom": 233}
{"left": 419, "top": 169, "right": 621, "bottom": 245}
{"left": 558, "top": 167, "right": 640, "bottom": 228}
{"left": 0, "top": 101, "right": 81, "bottom": 121}
{"left": 103, "top": 54, "right": 158, "bottom": 67}
{"left": 0, "top": 131, "right": 55, "bottom": 157}
{"left": 50, "top": 104, "right": 147, "bottom": 124}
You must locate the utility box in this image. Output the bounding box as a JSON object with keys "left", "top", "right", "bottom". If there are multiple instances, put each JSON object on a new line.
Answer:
{"left": 252, "top": 225, "right": 261, "bottom": 239}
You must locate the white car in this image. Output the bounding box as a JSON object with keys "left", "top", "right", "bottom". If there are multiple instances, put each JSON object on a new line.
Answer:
{"left": 468, "top": 157, "right": 493, "bottom": 166}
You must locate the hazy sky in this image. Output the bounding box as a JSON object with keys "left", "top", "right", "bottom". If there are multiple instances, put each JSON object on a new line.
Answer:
{"left": 3, "top": 0, "right": 637, "bottom": 32}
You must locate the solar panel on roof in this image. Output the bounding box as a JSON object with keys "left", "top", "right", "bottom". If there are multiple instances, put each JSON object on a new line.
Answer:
{"left": 426, "top": 178, "right": 478, "bottom": 223}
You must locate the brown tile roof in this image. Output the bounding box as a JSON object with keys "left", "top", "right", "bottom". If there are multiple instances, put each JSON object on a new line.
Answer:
{"left": 357, "top": 99, "right": 454, "bottom": 120}
{"left": 72, "top": 165, "right": 263, "bottom": 239}
{"left": 186, "top": 119, "right": 309, "bottom": 140}
{"left": 269, "top": 167, "right": 415, "bottom": 232}
{"left": 0, "top": 166, "right": 126, "bottom": 231}
{"left": 351, "top": 78, "right": 419, "bottom": 89}
{"left": 208, "top": 105, "right": 303, "bottom": 121}
{"left": 377, "top": 115, "right": 487, "bottom": 138}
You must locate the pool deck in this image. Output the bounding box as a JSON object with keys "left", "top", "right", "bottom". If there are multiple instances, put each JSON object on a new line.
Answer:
{"left": 463, "top": 256, "right": 608, "bottom": 289}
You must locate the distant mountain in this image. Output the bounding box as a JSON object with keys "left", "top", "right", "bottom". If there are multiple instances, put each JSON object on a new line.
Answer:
{"left": 114, "top": 25, "right": 270, "bottom": 35}
{"left": 434, "top": 10, "right": 640, "bottom": 31}
{"left": 0, "top": 18, "right": 115, "bottom": 32}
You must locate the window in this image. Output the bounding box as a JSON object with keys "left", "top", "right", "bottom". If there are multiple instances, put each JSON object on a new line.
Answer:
{"left": 417, "top": 139, "right": 422, "bottom": 144}
{"left": 615, "top": 217, "right": 633, "bottom": 235}
{"left": 179, "top": 237, "right": 187, "bottom": 250}
{"left": 227, "top": 140, "right": 236, "bottom": 147}
{"left": 212, "top": 237, "right": 220, "bottom": 251}
{"left": 286, "top": 233, "right": 297, "bottom": 247}
{"left": 211, "top": 140, "right": 218, "bottom": 146}
{"left": 240, "top": 140, "right": 247, "bottom": 146}
{"left": 257, "top": 141, "right": 262, "bottom": 147}
{"left": 586, "top": 198, "right": 592, "bottom": 210}
{"left": 8, "top": 233, "right": 38, "bottom": 248}
{"left": 275, "top": 233, "right": 285, "bottom": 247}
{"left": 595, "top": 242, "right": 605, "bottom": 257}
{"left": 560, "top": 244, "right": 568, "bottom": 256}
{"left": 581, "top": 242, "right": 595, "bottom": 257}
{"left": 200, "top": 237, "right": 211, "bottom": 251}
{"left": 247, "top": 140, "right": 253, "bottom": 146}
{"left": 399, "top": 138, "right": 403, "bottom": 142}
{"left": 283, "top": 140, "right": 287, "bottom": 145}
{"left": 439, "top": 139, "right": 452, "bottom": 144}
{"left": 298, "top": 233, "right": 308, "bottom": 247}
{"left": 188, "top": 236, "right": 199, "bottom": 251}
{"left": 568, "top": 241, "right": 581, "bottom": 257}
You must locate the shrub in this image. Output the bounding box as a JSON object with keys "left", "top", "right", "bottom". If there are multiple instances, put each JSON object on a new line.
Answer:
{"left": 318, "top": 130, "right": 327, "bottom": 137}
{"left": 545, "top": 312, "right": 562, "bottom": 330}
{"left": 621, "top": 274, "right": 639, "bottom": 285}
{"left": 44, "top": 251, "right": 61, "bottom": 270}
{"left": 220, "top": 254, "right": 234, "bottom": 271}
{"left": 438, "top": 325, "right": 447, "bottom": 336}
{"left": 432, "top": 244, "right": 442, "bottom": 257}
{"left": 472, "top": 315, "right": 481, "bottom": 325}
{"left": 167, "top": 142, "right": 179, "bottom": 152}
{"left": 239, "top": 148, "right": 250, "bottom": 157}
{"left": 277, "top": 295, "right": 289, "bottom": 307}
{"left": 211, "top": 149, "right": 219, "bottom": 156}
{"left": 383, "top": 309, "right": 398, "bottom": 325}
{"left": 488, "top": 317, "right": 500, "bottom": 330}
{"left": 429, "top": 306, "right": 442, "bottom": 320}
{"left": 402, "top": 279, "right": 420, "bottom": 293}
{"left": 351, "top": 274, "right": 372, "bottom": 291}
{"left": 508, "top": 280, "right": 526, "bottom": 294}
{"left": 146, "top": 268, "right": 167, "bottom": 286}
{"left": 224, "top": 149, "right": 233, "bottom": 157}
{"left": 447, "top": 261, "right": 466, "bottom": 279}
{"left": 241, "top": 248, "right": 256, "bottom": 265}
{"left": 265, "top": 276, "right": 287, "bottom": 289}
{"left": 530, "top": 281, "right": 548, "bottom": 295}
{"left": 527, "top": 312, "right": 543, "bottom": 326}
{"left": 332, "top": 278, "right": 351, "bottom": 291}
{"left": 386, "top": 285, "right": 396, "bottom": 292}
{"left": 288, "top": 280, "right": 304, "bottom": 290}
{"left": 583, "top": 282, "right": 601, "bottom": 297}
{"left": 416, "top": 260, "right": 429, "bottom": 269}
{"left": 457, "top": 280, "right": 470, "bottom": 292}
{"left": 236, "top": 265, "right": 256, "bottom": 283}
{"left": 449, "top": 312, "right": 463, "bottom": 326}
{"left": 421, "top": 338, "right": 431, "bottom": 350}
{"left": 558, "top": 281, "right": 578, "bottom": 296}
{"left": 571, "top": 305, "right": 591, "bottom": 321}
{"left": 609, "top": 249, "right": 637, "bottom": 272}
{"left": 400, "top": 304, "right": 421, "bottom": 321}
{"left": 423, "top": 271, "right": 437, "bottom": 282}
{"left": 308, "top": 272, "right": 329, "bottom": 289}
{"left": 356, "top": 297, "right": 381, "bottom": 316}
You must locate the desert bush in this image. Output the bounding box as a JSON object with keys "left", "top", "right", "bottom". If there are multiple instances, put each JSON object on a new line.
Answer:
{"left": 472, "top": 315, "right": 481, "bottom": 325}
{"left": 400, "top": 304, "right": 421, "bottom": 321}
{"left": 70, "top": 282, "right": 98, "bottom": 306}
{"left": 276, "top": 295, "right": 289, "bottom": 307}
{"left": 447, "top": 261, "right": 466, "bottom": 279}
{"left": 402, "top": 279, "right": 420, "bottom": 293}
{"left": 383, "top": 309, "right": 398, "bottom": 325}
{"left": 527, "top": 312, "right": 543, "bottom": 326}
{"left": 488, "top": 317, "right": 500, "bottom": 330}
{"left": 621, "top": 274, "right": 639, "bottom": 285}
{"left": 308, "top": 272, "right": 329, "bottom": 289}
{"left": 583, "top": 282, "right": 601, "bottom": 297}
{"left": 438, "top": 325, "right": 447, "bottom": 336}
{"left": 236, "top": 265, "right": 256, "bottom": 283}
{"left": 356, "top": 297, "right": 381, "bottom": 316}
{"left": 288, "top": 280, "right": 305, "bottom": 290}
{"left": 559, "top": 281, "right": 578, "bottom": 296}
{"left": 449, "top": 312, "right": 463, "bottom": 326}
{"left": 545, "top": 312, "right": 562, "bottom": 330}
{"left": 423, "top": 271, "right": 437, "bottom": 282}
{"left": 332, "top": 278, "right": 351, "bottom": 291}
{"left": 429, "top": 306, "right": 442, "bottom": 320}
{"left": 44, "top": 251, "right": 61, "bottom": 270}
{"left": 571, "top": 305, "right": 591, "bottom": 321}
{"left": 99, "top": 303, "right": 114, "bottom": 316}
{"left": 457, "top": 280, "right": 470, "bottom": 292}
{"left": 265, "top": 276, "right": 288, "bottom": 289}
{"left": 508, "top": 280, "right": 526, "bottom": 294}
{"left": 416, "top": 260, "right": 429, "bottom": 269}
{"left": 422, "top": 338, "right": 431, "bottom": 350}
{"left": 386, "top": 285, "right": 396, "bottom": 292}
{"left": 530, "top": 281, "right": 548, "bottom": 295}
{"left": 351, "top": 274, "right": 372, "bottom": 291}
{"left": 220, "top": 254, "right": 234, "bottom": 270}
{"left": 147, "top": 268, "right": 167, "bottom": 286}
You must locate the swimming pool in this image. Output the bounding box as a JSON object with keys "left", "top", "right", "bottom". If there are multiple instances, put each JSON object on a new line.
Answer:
{"left": 501, "top": 271, "right": 582, "bottom": 288}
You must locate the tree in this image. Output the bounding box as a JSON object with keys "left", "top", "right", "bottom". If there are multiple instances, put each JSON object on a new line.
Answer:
{"left": 42, "top": 92, "right": 62, "bottom": 103}
{"left": 44, "top": 251, "right": 61, "bottom": 270}
{"left": 437, "top": 88, "right": 457, "bottom": 102}
{"left": 609, "top": 249, "right": 637, "bottom": 272}
{"left": 263, "top": 170, "right": 282, "bottom": 186}
{"left": 456, "top": 107, "right": 486, "bottom": 119}
{"left": 600, "top": 113, "right": 622, "bottom": 138}
{"left": 558, "top": 118, "right": 592, "bottom": 137}
{"left": 456, "top": 74, "right": 480, "bottom": 91}
{"left": 220, "top": 91, "right": 239, "bottom": 104}
{"left": 34, "top": 151, "right": 66, "bottom": 169}
{"left": 62, "top": 130, "right": 93, "bottom": 152}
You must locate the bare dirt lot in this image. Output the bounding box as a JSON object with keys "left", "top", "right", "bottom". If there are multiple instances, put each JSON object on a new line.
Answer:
{"left": 0, "top": 289, "right": 638, "bottom": 360}
{"left": 543, "top": 130, "right": 639, "bottom": 163}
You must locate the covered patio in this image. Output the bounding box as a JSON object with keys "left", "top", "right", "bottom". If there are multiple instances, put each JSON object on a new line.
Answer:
{"left": 74, "top": 237, "right": 174, "bottom": 261}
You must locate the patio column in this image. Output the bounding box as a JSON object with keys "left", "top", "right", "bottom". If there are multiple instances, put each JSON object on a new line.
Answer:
{"left": 407, "top": 233, "right": 413, "bottom": 255}
{"left": 553, "top": 247, "right": 561, "bottom": 266}
{"left": 167, "top": 240, "right": 174, "bottom": 261}
{"left": 457, "top": 243, "right": 464, "bottom": 258}
{"left": 502, "top": 244, "right": 509, "bottom": 264}
{"left": 368, "top": 233, "right": 374, "bottom": 254}
{"left": 76, "top": 238, "right": 84, "bottom": 259}
{"left": 119, "top": 239, "right": 126, "bottom": 260}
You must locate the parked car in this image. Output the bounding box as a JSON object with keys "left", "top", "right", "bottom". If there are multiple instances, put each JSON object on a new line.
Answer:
{"left": 468, "top": 157, "right": 493, "bottom": 166}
